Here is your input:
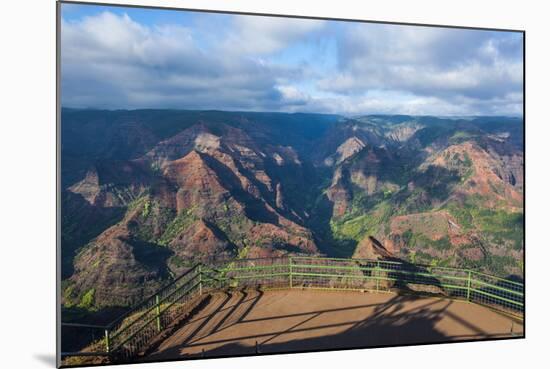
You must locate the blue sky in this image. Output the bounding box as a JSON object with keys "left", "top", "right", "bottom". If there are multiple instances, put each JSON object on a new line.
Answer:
{"left": 60, "top": 3, "right": 523, "bottom": 116}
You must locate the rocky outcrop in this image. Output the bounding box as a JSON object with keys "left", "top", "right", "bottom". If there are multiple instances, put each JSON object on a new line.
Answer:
{"left": 68, "top": 160, "right": 152, "bottom": 207}
{"left": 424, "top": 141, "right": 523, "bottom": 209}
{"left": 64, "top": 225, "right": 170, "bottom": 307}
{"left": 386, "top": 122, "right": 423, "bottom": 143}
{"left": 331, "top": 137, "right": 366, "bottom": 165}
{"left": 326, "top": 167, "right": 351, "bottom": 218}
{"left": 353, "top": 236, "right": 394, "bottom": 259}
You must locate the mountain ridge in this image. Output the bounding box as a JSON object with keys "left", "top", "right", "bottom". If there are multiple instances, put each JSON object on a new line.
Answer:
{"left": 61, "top": 109, "right": 523, "bottom": 308}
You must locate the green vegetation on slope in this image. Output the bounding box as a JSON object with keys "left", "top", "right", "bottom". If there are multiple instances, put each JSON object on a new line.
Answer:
{"left": 158, "top": 208, "right": 198, "bottom": 246}
{"left": 331, "top": 201, "right": 393, "bottom": 242}
{"left": 77, "top": 289, "right": 95, "bottom": 310}
{"left": 446, "top": 196, "right": 523, "bottom": 250}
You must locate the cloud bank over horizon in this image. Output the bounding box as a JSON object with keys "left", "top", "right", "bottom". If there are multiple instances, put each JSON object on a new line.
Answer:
{"left": 61, "top": 4, "right": 523, "bottom": 116}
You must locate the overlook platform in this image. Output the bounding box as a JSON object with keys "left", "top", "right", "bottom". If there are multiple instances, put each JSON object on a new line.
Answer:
{"left": 144, "top": 289, "right": 523, "bottom": 361}
{"left": 61, "top": 256, "right": 524, "bottom": 366}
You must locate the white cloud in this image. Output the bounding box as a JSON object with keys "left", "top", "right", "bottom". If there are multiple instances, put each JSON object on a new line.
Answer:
{"left": 61, "top": 11, "right": 293, "bottom": 110}
{"left": 316, "top": 24, "right": 523, "bottom": 114}
{"left": 224, "top": 16, "right": 325, "bottom": 55}
{"left": 61, "top": 10, "right": 523, "bottom": 116}
{"left": 275, "top": 85, "right": 310, "bottom": 106}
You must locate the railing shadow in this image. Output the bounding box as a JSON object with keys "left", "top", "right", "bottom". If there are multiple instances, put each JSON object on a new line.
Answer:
{"left": 384, "top": 258, "right": 444, "bottom": 293}
{"left": 143, "top": 292, "right": 510, "bottom": 361}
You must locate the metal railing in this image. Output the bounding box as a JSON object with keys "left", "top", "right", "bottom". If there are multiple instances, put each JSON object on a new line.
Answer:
{"left": 62, "top": 264, "right": 205, "bottom": 360}
{"left": 62, "top": 256, "right": 524, "bottom": 361}
{"left": 204, "top": 256, "right": 523, "bottom": 315}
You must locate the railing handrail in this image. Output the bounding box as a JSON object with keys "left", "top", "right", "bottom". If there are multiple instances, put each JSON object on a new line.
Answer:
{"left": 61, "top": 351, "right": 110, "bottom": 357}
{"left": 61, "top": 322, "right": 108, "bottom": 329}
{"left": 469, "top": 269, "right": 524, "bottom": 287}
{"left": 212, "top": 255, "right": 523, "bottom": 282}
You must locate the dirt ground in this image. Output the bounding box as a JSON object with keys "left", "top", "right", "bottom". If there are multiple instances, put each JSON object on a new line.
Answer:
{"left": 144, "top": 289, "right": 523, "bottom": 360}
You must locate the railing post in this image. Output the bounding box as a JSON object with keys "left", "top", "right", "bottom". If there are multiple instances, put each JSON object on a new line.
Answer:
{"left": 155, "top": 294, "right": 162, "bottom": 332}
{"left": 104, "top": 328, "right": 110, "bottom": 354}
{"left": 289, "top": 256, "right": 293, "bottom": 289}
{"left": 375, "top": 260, "right": 380, "bottom": 291}
{"left": 198, "top": 264, "right": 203, "bottom": 295}
{"left": 466, "top": 270, "right": 472, "bottom": 302}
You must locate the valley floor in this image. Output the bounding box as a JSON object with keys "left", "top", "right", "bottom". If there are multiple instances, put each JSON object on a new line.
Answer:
{"left": 144, "top": 289, "right": 523, "bottom": 360}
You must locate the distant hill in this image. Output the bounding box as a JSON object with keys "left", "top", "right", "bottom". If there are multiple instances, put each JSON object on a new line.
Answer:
{"left": 61, "top": 109, "right": 523, "bottom": 308}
